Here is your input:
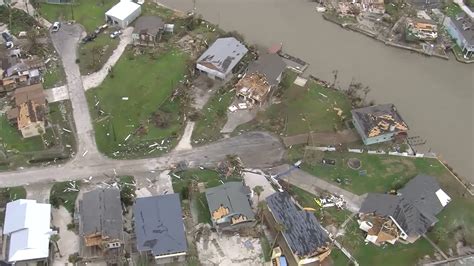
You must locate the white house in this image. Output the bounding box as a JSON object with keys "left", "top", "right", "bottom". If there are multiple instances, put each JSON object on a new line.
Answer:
{"left": 3, "top": 199, "right": 54, "bottom": 263}
{"left": 196, "top": 37, "right": 248, "bottom": 80}
{"left": 105, "top": 1, "right": 142, "bottom": 28}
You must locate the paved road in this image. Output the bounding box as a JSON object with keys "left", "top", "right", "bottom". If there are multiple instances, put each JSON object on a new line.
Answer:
{"left": 268, "top": 164, "right": 366, "bottom": 213}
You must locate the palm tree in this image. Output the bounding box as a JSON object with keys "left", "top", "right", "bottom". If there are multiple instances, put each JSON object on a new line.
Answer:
{"left": 253, "top": 186, "right": 264, "bottom": 204}
{"left": 271, "top": 223, "right": 286, "bottom": 249}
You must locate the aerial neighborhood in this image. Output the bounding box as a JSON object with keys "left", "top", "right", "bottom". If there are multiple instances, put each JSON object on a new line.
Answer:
{"left": 0, "top": 0, "right": 472, "bottom": 266}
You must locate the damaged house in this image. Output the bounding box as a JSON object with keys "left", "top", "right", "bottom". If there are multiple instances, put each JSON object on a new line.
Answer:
{"left": 134, "top": 194, "right": 188, "bottom": 264}
{"left": 132, "top": 16, "right": 165, "bottom": 46}
{"left": 236, "top": 53, "right": 286, "bottom": 105}
{"left": 406, "top": 18, "right": 438, "bottom": 42}
{"left": 77, "top": 188, "right": 124, "bottom": 261}
{"left": 196, "top": 37, "right": 248, "bottom": 80}
{"left": 7, "top": 83, "right": 47, "bottom": 138}
{"left": 205, "top": 182, "right": 255, "bottom": 231}
{"left": 351, "top": 104, "right": 409, "bottom": 145}
{"left": 358, "top": 175, "right": 451, "bottom": 245}
{"left": 265, "top": 192, "right": 332, "bottom": 265}
{"left": 0, "top": 56, "right": 43, "bottom": 92}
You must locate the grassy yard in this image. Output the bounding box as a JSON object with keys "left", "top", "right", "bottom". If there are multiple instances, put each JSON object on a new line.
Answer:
{"left": 192, "top": 88, "right": 235, "bottom": 144}
{"left": 260, "top": 234, "right": 272, "bottom": 262}
{"left": 0, "top": 114, "right": 45, "bottom": 153}
{"left": 42, "top": 61, "right": 67, "bottom": 89}
{"left": 50, "top": 181, "right": 81, "bottom": 214}
{"left": 86, "top": 47, "right": 189, "bottom": 158}
{"left": 0, "top": 7, "right": 38, "bottom": 35}
{"left": 237, "top": 72, "right": 351, "bottom": 136}
{"left": 78, "top": 33, "right": 120, "bottom": 75}
{"left": 443, "top": 2, "right": 463, "bottom": 17}
{"left": 118, "top": 176, "right": 136, "bottom": 207}
{"left": 38, "top": 0, "right": 118, "bottom": 32}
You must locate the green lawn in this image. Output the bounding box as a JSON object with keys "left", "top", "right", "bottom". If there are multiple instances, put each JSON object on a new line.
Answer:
{"left": 38, "top": 0, "right": 118, "bottom": 32}
{"left": 118, "top": 176, "right": 136, "bottom": 207}
{"left": 260, "top": 234, "right": 272, "bottom": 262}
{"left": 443, "top": 2, "right": 463, "bottom": 17}
{"left": 78, "top": 33, "right": 119, "bottom": 75}
{"left": 237, "top": 72, "right": 351, "bottom": 136}
{"left": 0, "top": 7, "right": 38, "bottom": 35}
{"left": 330, "top": 248, "right": 350, "bottom": 266}
{"left": 192, "top": 88, "right": 235, "bottom": 144}
{"left": 0, "top": 115, "right": 45, "bottom": 153}
{"left": 50, "top": 181, "right": 81, "bottom": 214}
{"left": 86, "top": 48, "right": 188, "bottom": 158}
{"left": 42, "top": 62, "right": 66, "bottom": 89}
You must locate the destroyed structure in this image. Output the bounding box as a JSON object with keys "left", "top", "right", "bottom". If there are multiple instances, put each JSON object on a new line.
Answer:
{"left": 134, "top": 194, "right": 188, "bottom": 264}
{"left": 351, "top": 104, "right": 409, "bottom": 145}
{"left": 77, "top": 188, "right": 124, "bottom": 261}
{"left": 105, "top": 1, "right": 141, "bottom": 28}
{"left": 236, "top": 53, "right": 286, "bottom": 105}
{"left": 359, "top": 175, "right": 451, "bottom": 244}
{"left": 205, "top": 182, "right": 255, "bottom": 231}
{"left": 265, "top": 192, "right": 332, "bottom": 265}
{"left": 7, "top": 83, "right": 47, "bottom": 138}
{"left": 0, "top": 56, "right": 43, "bottom": 92}
{"left": 405, "top": 18, "right": 438, "bottom": 41}
{"left": 444, "top": 12, "right": 474, "bottom": 59}
{"left": 196, "top": 37, "right": 248, "bottom": 80}
{"left": 2, "top": 199, "right": 54, "bottom": 264}
{"left": 132, "top": 16, "right": 165, "bottom": 46}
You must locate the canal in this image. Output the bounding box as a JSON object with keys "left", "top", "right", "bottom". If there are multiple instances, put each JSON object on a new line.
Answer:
{"left": 158, "top": 0, "right": 474, "bottom": 181}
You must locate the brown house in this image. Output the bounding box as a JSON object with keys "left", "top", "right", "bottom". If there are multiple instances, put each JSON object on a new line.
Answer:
{"left": 132, "top": 16, "right": 165, "bottom": 46}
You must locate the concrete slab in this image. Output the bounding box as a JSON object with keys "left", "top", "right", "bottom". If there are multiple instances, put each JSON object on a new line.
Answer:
{"left": 294, "top": 76, "right": 307, "bottom": 87}
{"left": 243, "top": 171, "right": 276, "bottom": 208}
{"left": 45, "top": 85, "right": 69, "bottom": 103}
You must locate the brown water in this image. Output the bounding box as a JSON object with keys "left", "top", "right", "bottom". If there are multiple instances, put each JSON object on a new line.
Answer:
{"left": 158, "top": 0, "right": 474, "bottom": 180}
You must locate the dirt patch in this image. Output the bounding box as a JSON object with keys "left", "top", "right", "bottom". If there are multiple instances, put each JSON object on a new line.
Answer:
{"left": 51, "top": 206, "right": 79, "bottom": 265}
{"left": 347, "top": 158, "right": 361, "bottom": 170}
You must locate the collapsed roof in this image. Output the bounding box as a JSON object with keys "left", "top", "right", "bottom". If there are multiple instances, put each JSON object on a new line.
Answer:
{"left": 351, "top": 104, "right": 408, "bottom": 138}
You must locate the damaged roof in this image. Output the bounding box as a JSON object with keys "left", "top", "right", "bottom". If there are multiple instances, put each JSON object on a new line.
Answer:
{"left": 79, "top": 188, "right": 123, "bottom": 242}
{"left": 205, "top": 182, "right": 254, "bottom": 222}
{"left": 17, "top": 101, "right": 46, "bottom": 129}
{"left": 360, "top": 175, "right": 449, "bottom": 237}
{"left": 197, "top": 37, "right": 248, "bottom": 75}
{"left": 351, "top": 104, "right": 408, "bottom": 138}
{"left": 133, "top": 16, "right": 165, "bottom": 36}
{"left": 247, "top": 53, "right": 286, "bottom": 86}
{"left": 14, "top": 83, "right": 46, "bottom": 106}
{"left": 236, "top": 72, "right": 271, "bottom": 102}
{"left": 266, "top": 192, "right": 329, "bottom": 257}
{"left": 134, "top": 194, "right": 187, "bottom": 257}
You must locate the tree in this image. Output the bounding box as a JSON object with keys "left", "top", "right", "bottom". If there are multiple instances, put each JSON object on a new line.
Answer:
{"left": 50, "top": 234, "right": 62, "bottom": 257}
{"left": 253, "top": 186, "right": 264, "bottom": 204}
{"left": 271, "top": 223, "right": 286, "bottom": 248}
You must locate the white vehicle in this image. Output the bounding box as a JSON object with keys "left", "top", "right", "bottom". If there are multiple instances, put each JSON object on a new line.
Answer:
{"left": 52, "top": 22, "right": 61, "bottom": 32}
{"left": 5, "top": 41, "right": 13, "bottom": 49}
{"left": 110, "top": 30, "right": 122, "bottom": 39}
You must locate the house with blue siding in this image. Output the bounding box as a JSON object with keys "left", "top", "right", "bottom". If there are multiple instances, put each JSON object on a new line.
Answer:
{"left": 444, "top": 12, "right": 474, "bottom": 59}
{"left": 351, "top": 104, "right": 409, "bottom": 145}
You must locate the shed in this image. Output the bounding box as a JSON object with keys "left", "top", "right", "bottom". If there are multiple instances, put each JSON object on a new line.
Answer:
{"left": 105, "top": 1, "right": 142, "bottom": 28}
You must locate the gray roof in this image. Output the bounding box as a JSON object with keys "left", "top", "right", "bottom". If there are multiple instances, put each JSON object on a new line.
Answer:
{"left": 247, "top": 54, "right": 286, "bottom": 86}
{"left": 450, "top": 14, "right": 474, "bottom": 47}
{"left": 205, "top": 182, "right": 255, "bottom": 222}
{"left": 197, "top": 37, "right": 248, "bottom": 75}
{"left": 351, "top": 104, "right": 409, "bottom": 138}
{"left": 79, "top": 188, "right": 123, "bottom": 240}
{"left": 360, "top": 175, "right": 447, "bottom": 236}
{"left": 133, "top": 16, "right": 165, "bottom": 36}
{"left": 134, "top": 194, "right": 187, "bottom": 256}
{"left": 266, "top": 192, "right": 329, "bottom": 257}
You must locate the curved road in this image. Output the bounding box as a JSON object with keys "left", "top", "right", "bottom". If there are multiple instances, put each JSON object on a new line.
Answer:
{"left": 0, "top": 24, "right": 285, "bottom": 187}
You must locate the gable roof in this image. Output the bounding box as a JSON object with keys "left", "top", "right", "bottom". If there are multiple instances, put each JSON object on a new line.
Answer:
{"left": 359, "top": 175, "right": 450, "bottom": 236}
{"left": 266, "top": 192, "right": 329, "bottom": 258}
{"left": 134, "top": 194, "right": 187, "bottom": 257}
{"left": 3, "top": 199, "right": 52, "bottom": 263}
{"left": 351, "top": 104, "right": 409, "bottom": 138}
{"left": 247, "top": 53, "right": 286, "bottom": 86}
{"left": 197, "top": 37, "right": 248, "bottom": 75}
{"left": 79, "top": 188, "right": 123, "bottom": 242}
{"left": 14, "top": 83, "right": 46, "bottom": 106}
{"left": 105, "top": 1, "right": 141, "bottom": 21}
{"left": 133, "top": 16, "right": 165, "bottom": 36}
{"left": 205, "top": 182, "right": 255, "bottom": 222}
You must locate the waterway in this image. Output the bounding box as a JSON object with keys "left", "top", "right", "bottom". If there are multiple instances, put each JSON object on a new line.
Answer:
{"left": 158, "top": 0, "right": 474, "bottom": 181}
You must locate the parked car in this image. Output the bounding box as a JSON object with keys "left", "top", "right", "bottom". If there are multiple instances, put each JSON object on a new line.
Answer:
{"left": 2, "top": 32, "right": 13, "bottom": 42}
{"left": 5, "top": 41, "right": 14, "bottom": 49}
{"left": 321, "top": 158, "right": 336, "bottom": 166}
{"left": 51, "top": 22, "right": 61, "bottom": 32}
{"left": 81, "top": 33, "right": 97, "bottom": 44}
{"left": 110, "top": 30, "right": 122, "bottom": 39}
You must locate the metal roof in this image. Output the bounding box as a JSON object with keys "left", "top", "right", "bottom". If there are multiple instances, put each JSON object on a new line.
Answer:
{"left": 205, "top": 182, "right": 255, "bottom": 222}
{"left": 266, "top": 192, "right": 329, "bottom": 257}
{"left": 134, "top": 194, "right": 187, "bottom": 256}
{"left": 79, "top": 188, "right": 123, "bottom": 241}
{"left": 197, "top": 37, "right": 248, "bottom": 75}
{"left": 105, "top": 1, "right": 141, "bottom": 21}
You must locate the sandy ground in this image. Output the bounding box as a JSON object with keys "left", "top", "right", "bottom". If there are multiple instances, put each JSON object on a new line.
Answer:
{"left": 51, "top": 206, "right": 79, "bottom": 266}
{"left": 82, "top": 27, "right": 133, "bottom": 91}
{"left": 45, "top": 85, "right": 69, "bottom": 103}
{"left": 175, "top": 122, "right": 195, "bottom": 151}
{"left": 25, "top": 183, "right": 52, "bottom": 203}
{"left": 134, "top": 170, "right": 174, "bottom": 197}
{"left": 197, "top": 230, "right": 263, "bottom": 266}
{"left": 242, "top": 170, "right": 276, "bottom": 208}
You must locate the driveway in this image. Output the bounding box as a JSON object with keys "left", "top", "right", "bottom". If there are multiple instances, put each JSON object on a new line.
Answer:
{"left": 267, "top": 164, "right": 366, "bottom": 213}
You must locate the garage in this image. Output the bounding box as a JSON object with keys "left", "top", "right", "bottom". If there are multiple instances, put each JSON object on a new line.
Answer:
{"left": 105, "top": 1, "right": 142, "bottom": 28}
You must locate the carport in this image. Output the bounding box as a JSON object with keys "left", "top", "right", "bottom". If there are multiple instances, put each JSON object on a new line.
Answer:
{"left": 105, "top": 1, "right": 142, "bottom": 28}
